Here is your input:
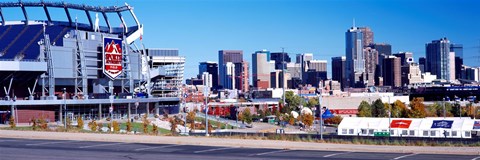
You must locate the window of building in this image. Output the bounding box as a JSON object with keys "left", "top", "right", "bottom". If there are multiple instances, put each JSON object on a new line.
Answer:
{"left": 401, "top": 130, "right": 408, "bottom": 136}
{"left": 452, "top": 131, "right": 457, "bottom": 137}
{"left": 444, "top": 131, "right": 450, "bottom": 137}
{"left": 361, "top": 129, "right": 367, "bottom": 134}
{"left": 349, "top": 129, "right": 354, "bottom": 134}
{"left": 409, "top": 130, "right": 415, "bottom": 136}
{"left": 390, "top": 130, "right": 395, "bottom": 135}
{"left": 465, "top": 131, "right": 471, "bottom": 137}
{"left": 430, "top": 130, "right": 436, "bottom": 136}
{"left": 423, "top": 131, "right": 429, "bottom": 136}
{"left": 368, "top": 129, "right": 374, "bottom": 135}
{"left": 342, "top": 129, "right": 347, "bottom": 134}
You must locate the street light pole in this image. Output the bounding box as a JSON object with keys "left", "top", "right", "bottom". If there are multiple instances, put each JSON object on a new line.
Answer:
{"left": 62, "top": 88, "right": 67, "bottom": 130}
{"left": 443, "top": 97, "right": 446, "bottom": 119}
{"left": 388, "top": 96, "right": 391, "bottom": 136}
{"left": 318, "top": 88, "right": 323, "bottom": 141}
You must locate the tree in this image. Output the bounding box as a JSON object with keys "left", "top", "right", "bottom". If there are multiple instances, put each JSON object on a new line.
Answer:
{"left": 371, "top": 99, "right": 386, "bottom": 117}
{"left": 357, "top": 101, "right": 372, "bottom": 117}
{"left": 285, "top": 91, "right": 302, "bottom": 111}
{"left": 31, "top": 117, "right": 37, "bottom": 130}
{"left": 187, "top": 111, "right": 196, "bottom": 129}
{"left": 88, "top": 120, "right": 97, "bottom": 132}
{"left": 392, "top": 100, "right": 408, "bottom": 118}
{"left": 242, "top": 108, "right": 253, "bottom": 124}
{"left": 126, "top": 121, "right": 132, "bottom": 132}
{"left": 152, "top": 124, "right": 159, "bottom": 135}
{"left": 77, "top": 115, "right": 84, "bottom": 130}
{"left": 300, "top": 113, "right": 314, "bottom": 128}
{"left": 169, "top": 118, "right": 178, "bottom": 135}
{"left": 305, "top": 97, "right": 319, "bottom": 108}
{"left": 324, "top": 115, "right": 343, "bottom": 125}
{"left": 408, "top": 98, "right": 427, "bottom": 118}
{"left": 112, "top": 121, "right": 120, "bottom": 133}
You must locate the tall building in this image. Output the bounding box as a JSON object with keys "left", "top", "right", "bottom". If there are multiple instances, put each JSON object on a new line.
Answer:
{"left": 345, "top": 26, "right": 366, "bottom": 88}
{"left": 147, "top": 48, "right": 185, "bottom": 97}
{"left": 332, "top": 56, "right": 346, "bottom": 90}
{"left": 286, "top": 62, "right": 301, "bottom": 79}
{"left": 270, "top": 52, "right": 291, "bottom": 70}
{"left": 296, "top": 53, "right": 314, "bottom": 83}
{"left": 198, "top": 61, "right": 218, "bottom": 90}
{"left": 426, "top": 38, "right": 456, "bottom": 81}
{"left": 358, "top": 27, "right": 374, "bottom": 47}
{"left": 223, "top": 62, "right": 235, "bottom": 90}
{"left": 462, "top": 66, "right": 480, "bottom": 82}
{"left": 371, "top": 43, "right": 392, "bottom": 56}
{"left": 234, "top": 61, "right": 249, "bottom": 92}
{"left": 252, "top": 50, "right": 271, "bottom": 89}
{"left": 450, "top": 44, "right": 463, "bottom": 80}
{"left": 401, "top": 63, "right": 423, "bottom": 86}
{"left": 219, "top": 50, "right": 243, "bottom": 89}
{"left": 364, "top": 47, "right": 378, "bottom": 86}
{"left": 393, "top": 52, "right": 414, "bottom": 66}
{"left": 418, "top": 57, "right": 426, "bottom": 73}
{"left": 383, "top": 56, "right": 401, "bottom": 87}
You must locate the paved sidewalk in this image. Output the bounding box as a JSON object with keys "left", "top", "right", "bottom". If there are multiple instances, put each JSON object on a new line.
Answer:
{"left": 0, "top": 130, "right": 479, "bottom": 155}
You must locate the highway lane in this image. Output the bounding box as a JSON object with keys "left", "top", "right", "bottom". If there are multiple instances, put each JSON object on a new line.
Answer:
{"left": 0, "top": 138, "right": 478, "bottom": 160}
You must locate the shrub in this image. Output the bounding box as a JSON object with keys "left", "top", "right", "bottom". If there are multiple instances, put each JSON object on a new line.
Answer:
{"left": 242, "top": 108, "right": 253, "bottom": 124}
{"left": 126, "top": 121, "right": 132, "bottom": 132}
{"left": 97, "top": 123, "right": 103, "bottom": 132}
{"left": 66, "top": 117, "right": 73, "bottom": 130}
{"left": 88, "top": 120, "right": 97, "bottom": 132}
{"left": 77, "top": 115, "right": 84, "bottom": 130}
{"left": 169, "top": 117, "right": 177, "bottom": 135}
{"left": 324, "top": 115, "right": 343, "bottom": 125}
{"left": 112, "top": 121, "right": 120, "bottom": 133}
{"left": 9, "top": 116, "right": 15, "bottom": 128}
{"left": 31, "top": 117, "right": 37, "bottom": 130}
{"left": 142, "top": 114, "right": 150, "bottom": 134}
{"left": 163, "top": 109, "right": 169, "bottom": 119}
{"left": 152, "top": 124, "right": 158, "bottom": 135}
{"left": 38, "top": 115, "right": 48, "bottom": 130}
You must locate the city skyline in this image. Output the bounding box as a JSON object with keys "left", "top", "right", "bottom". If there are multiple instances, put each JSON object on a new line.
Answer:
{"left": 6, "top": 0, "right": 480, "bottom": 80}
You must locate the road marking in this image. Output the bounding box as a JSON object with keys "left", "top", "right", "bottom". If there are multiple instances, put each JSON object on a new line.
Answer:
{"left": 26, "top": 140, "right": 78, "bottom": 146}
{"left": 0, "top": 139, "right": 21, "bottom": 142}
{"left": 251, "top": 149, "right": 291, "bottom": 156}
{"left": 472, "top": 156, "right": 480, "bottom": 160}
{"left": 79, "top": 142, "right": 126, "bottom": 149}
{"left": 392, "top": 153, "right": 418, "bottom": 160}
{"left": 194, "top": 147, "right": 237, "bottom": 153}
{"left": 323, "top": 151, "right": 353, "bottom": 158}
{"left": 134, "top": 144, "right": 181, "bottom": 151}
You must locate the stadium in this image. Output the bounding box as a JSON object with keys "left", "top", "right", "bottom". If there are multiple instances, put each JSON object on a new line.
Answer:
{"left": 0, "top": 1, "right": 181, "bottom": 123}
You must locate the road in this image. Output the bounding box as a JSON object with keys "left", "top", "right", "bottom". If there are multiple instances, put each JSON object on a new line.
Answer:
{"left": 1, "top": 138, "right": 479, "bottom": 160}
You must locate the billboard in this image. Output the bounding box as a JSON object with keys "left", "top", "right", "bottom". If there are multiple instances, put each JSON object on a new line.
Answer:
{"left": 103, "top": 37, "right": 123, "bottom": 80}
{"left": 431, "top": 120, "right": 453, "bottom": 129}
{"left": 474, "top": 121, "right": 480, "bottom": 130}
{"left": 390, "top": 120, "right": 412, "bottom": 129}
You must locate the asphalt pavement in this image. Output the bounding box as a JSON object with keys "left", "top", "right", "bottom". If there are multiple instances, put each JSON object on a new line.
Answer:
{"left": 0, "top": 138, "right": 479, "bottom": 160}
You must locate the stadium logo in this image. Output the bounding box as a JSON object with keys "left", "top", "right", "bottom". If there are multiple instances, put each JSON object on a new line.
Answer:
{"left": 103, "top": 37, "right": 123, "bottom": 80}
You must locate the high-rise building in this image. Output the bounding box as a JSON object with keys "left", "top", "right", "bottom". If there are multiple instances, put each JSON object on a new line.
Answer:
{"left": 401, "top": 63, "right": 423, "bottom": 86}
{"left": 198, "top": 61, "right": 218, "bottom": 90}
{"left": 358, "top": 27, "right": 374, "bottom": 47}
{"left": 426, "top": 38, "right": 456, "bottom": 81}
{"left": 270, "top": 70, "right": 290, "bottom": 89}
{"left": 308, "top": 60, "right": 328, "bottom": 72}
{"left": 331, "top": 56, "right": 346, "bottom": 90}
{"left": 201, "top": 72, "right": 212, "bottom": 89}
{"left": 270, "top": 52, "right": 291, "bottom": 70}
{"left": 296, "top": 53, "right": 314, "bottom": 83}
{"left": 462, "top": 66, "right": 480, "bottom": 82}
{"left": 418, "top": 57, "right": 426, "bottom": 73}
{"left": 286, "top": 62, "right": 301, "bottom": 79}
{"left": 346, "top": 26, "right": 366, "bottom": 88}
{"left": 364, "top": 47, "right": 378, "bottom": 86}
{"left": 219, "top": 50, "right": 243, "bottom": 89}
{"left": 234, "top": 61, "right": 249, "bottom": 92}
{"left": 450, "top": 44, "right": 463, "bottom": 80}
{"left": 383, "top": 56, "right": 401, "bottom": 87}
{"left": 252, "top": 50, "right": 271, "bottom": 89}
{"left": 371, "top": 43, "right": 392, "bottom": 56}
{"left": 223, "top": 62, "right": 235, "bottom": 90}
{"left": 393, "top": 52, "right": 414, "bottom": 66}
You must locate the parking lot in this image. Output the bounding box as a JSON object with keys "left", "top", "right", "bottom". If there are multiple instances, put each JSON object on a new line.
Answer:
{"left": 0, "top": 138, "right": 479, "bottom": 160}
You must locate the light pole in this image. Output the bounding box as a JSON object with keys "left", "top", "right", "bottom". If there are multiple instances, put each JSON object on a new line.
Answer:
{"left": 318, "top": 87, "right": 323, "bottom": 141}
{"left": 388, "top": 96, "right": 391, "bottom": 136}
{"left": 204, "top": 84, "right": 209, "bottom": 136}
{"left": 443, "top": 97, "right": 446, "bottom": 119}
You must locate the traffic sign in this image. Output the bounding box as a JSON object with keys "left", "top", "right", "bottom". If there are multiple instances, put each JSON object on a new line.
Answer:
{"left": 109, "top": 106, "right": 114, "bottom": 113}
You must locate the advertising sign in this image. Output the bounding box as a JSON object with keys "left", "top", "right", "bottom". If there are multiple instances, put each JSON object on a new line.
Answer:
{"left": 473, "top": 121, "right": 480, "bottom": 130}
{"left": 390, "top": 120, "right": 412, "bottom": 128}
{"left": 103, "top": 37, "right": 123, "bottom": 80}
{"left": 431, "top": 120, "right": 453, "bottom": 129}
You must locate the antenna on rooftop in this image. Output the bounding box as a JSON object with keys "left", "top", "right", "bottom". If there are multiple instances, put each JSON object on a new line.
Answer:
{"left": 353, "top": 18, "right": 356, "bottom": 28}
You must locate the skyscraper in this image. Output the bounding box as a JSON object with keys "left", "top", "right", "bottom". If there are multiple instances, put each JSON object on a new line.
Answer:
{"left": 393, "top": 52, "right": 414, "bottom": 66}
{"left": 450, "top": 44, "right": 463, "bottom": 80}
{"left": 358, "top": 27, "right": 374, "bottom": 47}
{"left": 223, "top": 62, "right": 235, "bottom": 90}
{"left": 234, "top": 61, "right": 249, "bottom": 92}
{"left": 198, "top": 61, "right": 218, "bottom": 90}
{"left": 426, "top": 38, "right": 456, "bottom": 81}
{"left": 383, "top": 56, "right": 401, "bottom": 87}
{"left": 364, "top": 47, "right": 378, "bottom": 86}
{"left": 331, "top": 56, "right": 346, "bottom": 90}
{"left": 270, "top": 52, "right": 291, "bottom": 70}
{"left": 219, "top": 50, "right": 243, "bottom": 89}
{"left": 252, "top": 50, "right": 271, "bottom": 89}
{"left": 296, "top": 53, "right": 313, "bottom": 83}
{"left": 345, "top": 26, "right": 366, "bottom": 88}
{"left": 371, "top": 43, "right": 392, "bottom": 56}
{"left": 419, "top": 57, "right": 426, "bottom": 73}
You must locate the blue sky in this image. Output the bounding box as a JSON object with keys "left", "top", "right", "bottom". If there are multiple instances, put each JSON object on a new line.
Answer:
{"left": 4, "top": 0, "right": 480, "bottom": 80}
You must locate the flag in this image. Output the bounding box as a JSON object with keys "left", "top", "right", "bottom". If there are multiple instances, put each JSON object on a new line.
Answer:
{"left": 390, "top": 120, "right": 412, "bottom": 129}
{"left": 431, "top": 120, "right": 453, "bottom": 129}
{"left": 473, "top": 121, "right": 480, "bottom": 130}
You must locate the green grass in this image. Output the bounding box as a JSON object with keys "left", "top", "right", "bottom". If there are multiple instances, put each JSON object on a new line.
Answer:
{"left": 0, "top": 126, "right": 34, "bottom": 131}
{"left": 116, "top": 122, "right": 171, "bottom": 134}
{"left": 194, "top": 117, "right": 236, "bottom": 129}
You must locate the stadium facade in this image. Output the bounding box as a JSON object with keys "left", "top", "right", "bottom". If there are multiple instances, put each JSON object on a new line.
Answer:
{"left": 0, "top": 1, "right": 181, "bottom": 123}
